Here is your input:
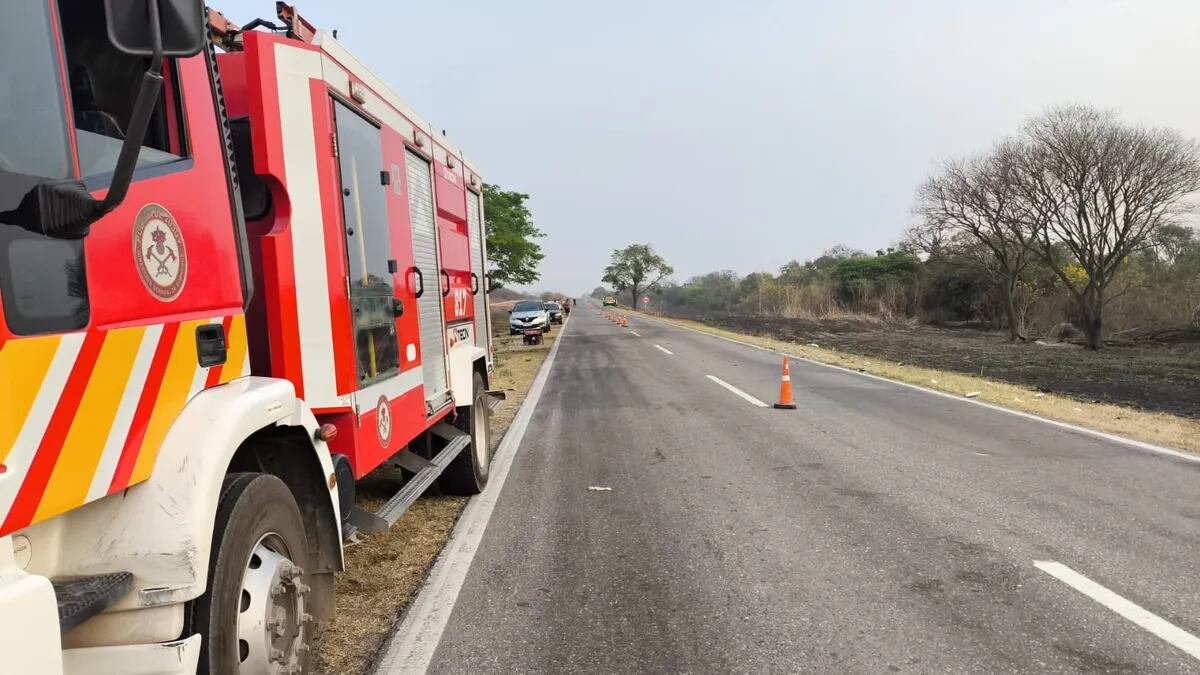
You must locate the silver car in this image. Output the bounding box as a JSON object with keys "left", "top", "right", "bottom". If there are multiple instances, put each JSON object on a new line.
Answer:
{"left": 509, "top": 300, "right": 551, "bottom": 335}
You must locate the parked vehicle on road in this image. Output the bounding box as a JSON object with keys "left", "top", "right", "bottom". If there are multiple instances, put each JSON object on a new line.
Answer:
{"left": 603, "top": 295, "right": 618, "bottom": 307}
{"left": 0, "top": 4, "right": 495, "bottom": 672}
{"left": 510, "top": 300, "right": 552, "bottom": 334}
{"left": 546, "top": 301, "right": 565, "bottom": 324}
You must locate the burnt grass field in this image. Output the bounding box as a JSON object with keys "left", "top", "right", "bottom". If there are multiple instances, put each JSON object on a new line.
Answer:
{"left": 693, "top": 314, "right": 1200, "bottom": 419}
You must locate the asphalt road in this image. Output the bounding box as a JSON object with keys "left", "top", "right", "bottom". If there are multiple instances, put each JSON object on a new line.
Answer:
{"left": 422, "top": 305, "right": 1200, "bottom": 673}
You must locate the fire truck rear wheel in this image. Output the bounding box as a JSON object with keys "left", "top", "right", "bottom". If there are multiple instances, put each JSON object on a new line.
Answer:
{"left": 441, "top": 372, "right": 491, "bottom": 495}
{"left": 192, "top": 473, "right": 314, "bottom": 675}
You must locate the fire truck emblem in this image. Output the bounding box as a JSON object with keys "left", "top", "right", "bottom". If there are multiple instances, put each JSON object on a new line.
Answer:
{"left": 376, "top": 396, "right": 392, "bottom": 448}
{"left": 133, "top": 203, "right": 187, "bottom": 301}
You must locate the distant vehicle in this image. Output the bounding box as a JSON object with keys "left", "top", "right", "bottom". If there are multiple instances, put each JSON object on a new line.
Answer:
{"left": 510, "top": 300, "right": 552, "bottom": 334}
{"left": 546, "top": 302, "right": 564, "bottom": 324}
{"left": 603, "top": 296, "right": 618, "bottom": 307}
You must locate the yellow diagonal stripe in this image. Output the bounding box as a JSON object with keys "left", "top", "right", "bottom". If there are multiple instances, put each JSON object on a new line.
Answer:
{"left": 35, "top": 327, "right": 145, "bottom": 521}
{"left": 131, "top": 320, "right": 204, "bottom": 484}
{"left": 0, "top": 336, "right": 62, "bottom": 466}
{"left": 219, "top": 314, "right": 249, "bottom": 383}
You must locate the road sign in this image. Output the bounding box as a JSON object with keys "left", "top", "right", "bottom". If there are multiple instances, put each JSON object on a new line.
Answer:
{"left": 642, "top": 296, "right": 650, "bottom": 305}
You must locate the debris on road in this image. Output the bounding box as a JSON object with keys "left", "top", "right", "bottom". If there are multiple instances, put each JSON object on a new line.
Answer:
{"left": 965, "top": 391, "right": 981, "bottom": 398}
{"left": 587, "top": 486, "right": 613, "bottom": 491}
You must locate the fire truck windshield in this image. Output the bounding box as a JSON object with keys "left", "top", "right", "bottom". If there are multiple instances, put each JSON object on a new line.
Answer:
{"left": 0, "top": 2, "right": 73, "bottom": 182}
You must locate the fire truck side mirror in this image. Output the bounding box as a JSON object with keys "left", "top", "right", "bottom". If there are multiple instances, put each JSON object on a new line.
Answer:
{"left": 105, "top": 0, "right": 207, "bottom": 57}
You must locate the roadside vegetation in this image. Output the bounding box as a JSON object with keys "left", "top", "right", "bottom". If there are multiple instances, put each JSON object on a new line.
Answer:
{"left": 312, "top": 304, "right": 562, "bottom": 673}
{"left": 599, "top": 105, "right": 1200, "bottom": 420}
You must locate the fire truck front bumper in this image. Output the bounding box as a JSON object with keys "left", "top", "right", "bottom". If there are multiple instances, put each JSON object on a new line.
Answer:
{"left": 0, "top": 536, "right": 62, "bottom": 674}
{"left": 63, "top": 635, "right": 200, "bottom": 675}
{"left": 0, "top": 536, "right": 199, "bottom": 675}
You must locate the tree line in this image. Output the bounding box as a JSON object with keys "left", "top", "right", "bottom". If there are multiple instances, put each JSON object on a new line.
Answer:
{"left": 601, "top": 105, "right": 1200, "bottom": 350}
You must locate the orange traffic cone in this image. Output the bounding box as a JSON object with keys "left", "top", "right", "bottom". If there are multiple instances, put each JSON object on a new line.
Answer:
{"left": 774, "top": 357, "right": 797, "bottom": 409}
{"left": 621, "top": 316, "right": 628, "bottom": 328}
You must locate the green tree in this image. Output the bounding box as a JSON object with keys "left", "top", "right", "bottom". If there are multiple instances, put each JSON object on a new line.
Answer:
{"left": 602, "top": 244, "right": 674, "bottom": 309}
{"left": 483, "top": 183, "right": 544, "bottom": 288}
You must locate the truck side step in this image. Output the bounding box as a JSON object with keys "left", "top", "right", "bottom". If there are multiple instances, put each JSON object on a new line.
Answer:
{"left": 349, "top": 424, "right": 471, "bottom": 534}
{"left": 52, "top": 571, "right": 133, "bottom": 633}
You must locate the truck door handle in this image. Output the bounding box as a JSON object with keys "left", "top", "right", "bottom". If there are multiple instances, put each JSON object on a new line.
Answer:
{"left": 196, "top": 323, "right": 228, "bottom": 368}
{"left": 441, "top": 269, "right": 451, "bottom": 297}
{"left": 470, "top": 273, "right": 479, "bottom": 295}
{"left": 411, "top": 267, "right": 425, "bottom": 298}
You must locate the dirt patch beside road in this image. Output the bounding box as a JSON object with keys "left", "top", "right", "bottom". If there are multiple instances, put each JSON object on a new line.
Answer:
{"left": 312, "top": 312, "right": 561, "bottom": 674}
{"left": 700, "top": 315, "right": 1200, "bottom": 419}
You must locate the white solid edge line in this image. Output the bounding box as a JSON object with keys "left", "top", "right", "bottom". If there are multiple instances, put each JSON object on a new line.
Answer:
{"left": 654, "top": 344, "right": 673, "bottom": 355}
{"left": 374, "top": 320, "right": 569, "bottom": 675}
{"left": 706, "top": 374, "right": 769, "bottom": 408}
{"left": 634, "top": 313, "right": 1199, "bottom": 464}
{"left": 1034, "top": 561, "right": 1200, "bottom": 661}
{"left": 630, "top": 331, "right": 641, "bottom": 337}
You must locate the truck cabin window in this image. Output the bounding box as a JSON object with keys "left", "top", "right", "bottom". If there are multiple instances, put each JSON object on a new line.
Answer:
{"left": 58, "top": 0, "right": 187, "bottom": 178}
{"left": 0, "top": 2, "right": 193, "bottom": 336}
{"left": 0, "top": 1, "right": 85, "bottom": 334}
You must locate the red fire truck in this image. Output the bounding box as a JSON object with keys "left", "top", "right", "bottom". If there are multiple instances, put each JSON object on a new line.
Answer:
{"left": 0, "top": 2, "right": 496, "bottom": 672}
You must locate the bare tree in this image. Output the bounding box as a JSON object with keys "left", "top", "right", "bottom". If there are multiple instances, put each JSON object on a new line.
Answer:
{"left": 915, "top": 153, "right": 1032, "bottom": 341}
{"left": 1004, "top": 105, "right": 1200, "bottom": 349}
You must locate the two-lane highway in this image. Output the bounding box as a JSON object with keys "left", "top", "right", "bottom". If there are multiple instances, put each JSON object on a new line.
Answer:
{"left": 383, "top": 305, "right": 1200, "bottom": 673}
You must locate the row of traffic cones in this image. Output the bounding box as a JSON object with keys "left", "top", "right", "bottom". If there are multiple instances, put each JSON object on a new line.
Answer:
{"left": 603, "top": 312, "right": 629, "bottom": 328}
{"left": 597, "top": 305, "right": 796, "bottom": 408}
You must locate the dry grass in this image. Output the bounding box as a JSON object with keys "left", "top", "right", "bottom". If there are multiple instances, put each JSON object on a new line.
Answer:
{"left": 645, "top": 313, "right": 1200, "bottom": 454}
{"left": 311, "top": 320, "right": 560, "bottom": 674}
{"left": 311, "top": 495, "right": 468, "bottom": 674}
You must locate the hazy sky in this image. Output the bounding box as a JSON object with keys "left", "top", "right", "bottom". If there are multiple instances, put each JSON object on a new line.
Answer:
{"left": 224, "top": 0, "right": 1200, "bottom": 294}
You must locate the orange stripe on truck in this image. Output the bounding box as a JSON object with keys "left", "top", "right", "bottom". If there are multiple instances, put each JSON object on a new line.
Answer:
{"left": 0, "top": 336, "right": 61, "bottom": 466}
{"left": 1, "top": 332, "right": 106, "bottom": 532}
{"left": 33, "top": 327, "right": 145, "bottom": 522}
{"left": 220, "top": 314, "right": 250, "bottom": 383}
{"left": 129, "top": 320, "right": 205, "bottom": 484}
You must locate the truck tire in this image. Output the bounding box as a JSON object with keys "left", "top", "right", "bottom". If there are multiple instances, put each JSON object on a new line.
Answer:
{"left": 440, "top": 372, "right": 491, "bottom": 495}
{"left": 190, "top": 473, "right": 315, "bottom": 674}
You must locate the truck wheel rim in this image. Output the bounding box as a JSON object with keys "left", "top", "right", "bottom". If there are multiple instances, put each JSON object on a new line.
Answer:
{"left": 237, "top": 533, "right": 309, "bottom": 674}
{"left": 474, "top": 396, "right": 490, "bottom": 475}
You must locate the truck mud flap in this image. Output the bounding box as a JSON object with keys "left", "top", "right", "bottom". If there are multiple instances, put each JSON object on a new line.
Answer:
{"left": 485, "top": 390, "right": 506, "bottom": 413}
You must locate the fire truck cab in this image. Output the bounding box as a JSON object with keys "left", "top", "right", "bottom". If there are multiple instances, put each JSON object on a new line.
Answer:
{"left": 0, "top": 2, "right": 495, "bottom": 673}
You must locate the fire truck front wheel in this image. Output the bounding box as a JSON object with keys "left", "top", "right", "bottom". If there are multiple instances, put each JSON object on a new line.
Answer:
{"left": 192, "top": 473, "right": 315, "bottom": 675}
{"left": 440, "top": 372, "right": 491, "bottom": 495}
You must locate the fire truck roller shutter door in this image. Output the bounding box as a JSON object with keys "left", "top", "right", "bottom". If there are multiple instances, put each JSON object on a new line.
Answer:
{"left": 405, "top": 150, "right": 449, "bottom": 402}
{"left": 467, "top": 190, "right": 488, "bottom": 350}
